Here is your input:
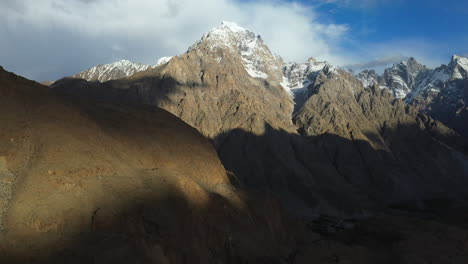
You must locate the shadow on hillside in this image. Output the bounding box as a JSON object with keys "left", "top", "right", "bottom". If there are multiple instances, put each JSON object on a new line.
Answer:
{"left": 0, "top": 174, "right": 305, "bottom": 264}
{"left": 213, "top": 123, "right": 468, "bottom": 219}
{"left": 2, "top": 126, "right": 468, "bottom": 264}
{"left": 51, "top": 74, "right": 196, "bottom": 106}
{"left": 3, "top": 65, "right": 468, "bottom": 263}
{"left": 51, "top": 75, "right": 468, "bottom": 217}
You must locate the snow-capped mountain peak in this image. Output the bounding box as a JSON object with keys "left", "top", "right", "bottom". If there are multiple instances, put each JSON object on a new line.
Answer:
{"left": 356, "top": 69, "right": 380, "bottom": 88}
{"left": 73, "top": 59, "right": 152, "bottom": 82}
{"left": 155, "top": 56, "right": 173, "bottom": 67}
{"left": 189, "top": 21, "right": 284, "bottom": 81}
{"left": 219, "top": 20, "right": 247, "bottom": 33}
{"left": 73, "top": 56, "right": 174, "bottom": 82}
{"left": 449, "top": 54, "right": 468, "bottom": 80}
{"left": 378, "top": 57, "right": 430, "bottom": 98}
{"left": 282, "top": 58, "right": 332, "bottom": 91}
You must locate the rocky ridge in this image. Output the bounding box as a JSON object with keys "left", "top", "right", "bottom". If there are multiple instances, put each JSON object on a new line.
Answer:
{"left": 71, "top": 22, "right": 334, "bottom": 95}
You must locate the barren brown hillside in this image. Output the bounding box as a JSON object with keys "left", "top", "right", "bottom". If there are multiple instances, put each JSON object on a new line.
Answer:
{"left": 0, "top": 67, "right": 300, "bottom": 263}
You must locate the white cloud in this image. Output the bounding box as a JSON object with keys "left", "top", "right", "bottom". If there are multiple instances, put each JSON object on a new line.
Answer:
{"left": 345, "top": 54, "right": 410, "bottom": 72}
{"left": 0, "top": 0, "right": 351, "bottom": 81}
{"left": 354, "top": 39, "right": 448, "bottom": 69}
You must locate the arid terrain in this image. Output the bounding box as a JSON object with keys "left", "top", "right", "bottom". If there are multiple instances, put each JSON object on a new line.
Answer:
{"left": 1, "top": 19, "right": 468, "bottom": 264}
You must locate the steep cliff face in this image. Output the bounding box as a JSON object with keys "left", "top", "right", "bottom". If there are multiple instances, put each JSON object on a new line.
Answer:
{"left": 0, "top": 67, "right": 300, "bottom": 263}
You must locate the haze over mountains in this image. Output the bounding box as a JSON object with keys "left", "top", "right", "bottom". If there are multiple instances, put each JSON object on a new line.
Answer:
{"left": 2, "top": 21, "right": 468, "bottom": 263}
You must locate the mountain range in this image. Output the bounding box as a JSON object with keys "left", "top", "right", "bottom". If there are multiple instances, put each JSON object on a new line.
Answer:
{"left": 2, "top": 21, "right": 468, "bottom": 263}
{"left": 71, "top": 23, "right": 468, "bottom": 141}
{"left": 53, "top": 21, "right": 468, "bottom": 215}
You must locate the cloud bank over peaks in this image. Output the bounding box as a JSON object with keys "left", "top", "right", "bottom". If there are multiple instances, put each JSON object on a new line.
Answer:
{"left": 0, "top": 0, "right": 352, "bottom": 81}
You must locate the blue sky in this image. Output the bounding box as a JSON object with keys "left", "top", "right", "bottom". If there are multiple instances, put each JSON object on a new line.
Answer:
{"left": 306, "top": 0, "right": 468, "bottom": 69}
{"left": 0, "top": 0, "right": 467, "bottom": 81}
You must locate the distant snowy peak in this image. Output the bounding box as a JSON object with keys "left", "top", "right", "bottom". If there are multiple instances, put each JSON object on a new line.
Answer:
{"left": 282, "top": 58, "right": 333, "bottom": 90}
{"left": 190, "top": 21, "right": 253, "bottom": 51}
{"left": 189, "top": 21, "right": 283, "bottom": 81}
{"left": 74, "top": 56, "right": 173, "bottom": 82}
{"left": 407, "top": 55, "right": 468, "bottom": 102}
{"left": 356, "top": 69, "right": 380, "bottom": 88}
{"left": 449, "top": 55, "right": 468, "bottom": 80}
{"left": 74, "top": 60, "right": 152, "bottom": 82}
{"left": 379, "top": 57, "right": 430, "bottom": 99}
{"left": 156, "top": 56, "right": 173, "bottom": 67}
{"left": 355, "top": 55, "right": 468, "bottom": 104}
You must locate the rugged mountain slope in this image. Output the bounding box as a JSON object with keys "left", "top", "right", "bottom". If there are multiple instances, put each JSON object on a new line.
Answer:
{"left": 294, "top": 68, "right": 468, "bottom": 206}
{"left": 189, "top": 21, "right": 285, "bottom": 83}
{"left": 53, "top": 22, "right": 468, "bottom": 218}
{"left": 358, "top": 55, "right": 468, "bottom": 137}
{"left": 3, "top": 65, "right": 468, "bottom": 264}
{"left": 0, "top": 66, "right": 302, "bottom": 263}
{"left": 56, "top": 22, "right": 296, "bottom": 138}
